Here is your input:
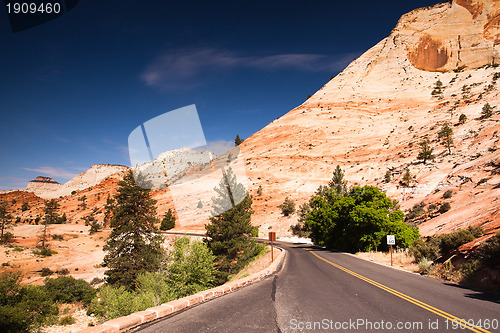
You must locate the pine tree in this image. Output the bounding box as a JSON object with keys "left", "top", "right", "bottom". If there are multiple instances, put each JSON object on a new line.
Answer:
{"left": 278, "top": 197, "right": 296, "bottom": 216}
{"left": 481, "top": 102, "right": 493, "bottom": 119}
{"left": 234, "top": 134, "right": 243, "bottom": 146}
{"left": 417, "top": 140, "right": 435, "bottom": 164}
{"left": 79, "top": 195, "right": 87, "bottom": 210}
{"left": 0, "top": 201, "right": 13, "bottom": 243}
{"left": 402, "top": 168, "right": 414, "bottom": 187}
{"left": 40, "top": 199, "right": 60, "bottom": 248}
{"left": 438, "top": 122, "right": 454, "bottom": 154}
{"left": 328, "top": 165, "right": 347, "bottom": 195}
{"left": 103, "top": 171, "right": 164, "bottom": 290}
{"left": 103, "top": 194, "right": 115, "bottom": 227}
{"left": 160, "top": 208, "right": 176, "bottom": 231}
{"left": 384, "top": 171, "right": 391, "bottom": 183}
{"left": 459, "top": 114, "right": 467, "bottom": 124}
{"left": 205, "top": 167, "right": 258, "bottom": 284}
{"left": 21, "top": 202, "right": 30, "bottom": 211}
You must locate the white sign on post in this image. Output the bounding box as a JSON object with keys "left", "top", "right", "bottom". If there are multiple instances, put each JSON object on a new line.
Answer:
{"left": 387, "top": 235, "right": 396, "bottom": 245}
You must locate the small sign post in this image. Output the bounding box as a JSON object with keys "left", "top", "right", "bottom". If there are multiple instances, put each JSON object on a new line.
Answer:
{"left": 387, "top": 235, "right": 395, "bottom": 266}
{"left": 269, "top": 232, "right": 276, "bottom": 262}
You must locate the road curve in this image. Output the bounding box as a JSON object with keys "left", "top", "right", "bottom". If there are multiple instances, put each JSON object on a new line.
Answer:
{"left": 134, "top": 242, "right": 500, "bottom": 333}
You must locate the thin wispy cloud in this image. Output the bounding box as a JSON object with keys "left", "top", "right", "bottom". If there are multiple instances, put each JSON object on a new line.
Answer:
{"left": 22, "top": 166, "right": 79, "bottom": 180}
{"left": 141, "top": 48, "right": 359, "bottom": 90}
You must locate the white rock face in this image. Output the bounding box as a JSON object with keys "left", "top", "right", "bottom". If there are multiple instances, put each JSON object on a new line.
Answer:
{"left": 27, "top": 165, "right": 129, "bottom": 199}
{"left": 132, "top": 147, "right": 214, "bottom": 189}
{"left": 235, "top": 0, "right": 500, "bottom": 236}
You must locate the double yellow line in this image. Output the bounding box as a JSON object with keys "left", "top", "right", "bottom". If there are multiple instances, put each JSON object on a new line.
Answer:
{"left": 308, "top": 250, "right": 491, "bottom": 333}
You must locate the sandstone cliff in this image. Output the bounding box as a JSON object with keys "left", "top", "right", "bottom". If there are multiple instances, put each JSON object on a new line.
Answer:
{"left": 233, "top": 0, "right": 500, "bottom": 237}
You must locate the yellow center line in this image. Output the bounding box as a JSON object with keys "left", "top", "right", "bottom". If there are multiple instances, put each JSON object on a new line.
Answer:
{"left": 308, "top": 250, "right": 491, "bottom": 333}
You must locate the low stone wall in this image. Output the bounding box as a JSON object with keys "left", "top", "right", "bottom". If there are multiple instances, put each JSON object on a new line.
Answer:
{"left": 78, "top": 247, "right": 285, "bottom": 333}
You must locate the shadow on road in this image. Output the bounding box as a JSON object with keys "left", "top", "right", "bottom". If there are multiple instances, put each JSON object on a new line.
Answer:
{"left": 443, "top": 282, "right": 500, "bottom": 305}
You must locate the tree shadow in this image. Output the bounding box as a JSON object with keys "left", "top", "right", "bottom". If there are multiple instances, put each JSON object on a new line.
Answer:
{"left": 443, "top": 282, "right": 500, "bottom": 304}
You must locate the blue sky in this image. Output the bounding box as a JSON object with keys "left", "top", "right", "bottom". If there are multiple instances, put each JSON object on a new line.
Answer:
{"left": 0, "top": 0, "right": 439, "bottom": 190}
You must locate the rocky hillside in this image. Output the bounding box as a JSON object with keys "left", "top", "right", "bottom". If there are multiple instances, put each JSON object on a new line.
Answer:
{"left": 234, "top": 0, "right": 500, "bottom": 237}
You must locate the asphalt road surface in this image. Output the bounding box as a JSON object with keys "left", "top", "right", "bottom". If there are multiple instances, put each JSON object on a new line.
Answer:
{"left": 135, "top": 242, "right": 500, "bottom": 333}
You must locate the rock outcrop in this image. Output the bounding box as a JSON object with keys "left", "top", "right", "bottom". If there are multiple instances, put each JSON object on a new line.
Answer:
{"left": 26, "top": 177, "right": 61, "bottom": 197}
{"left": 26, "top": 164, "right": 129, "bottom": 199}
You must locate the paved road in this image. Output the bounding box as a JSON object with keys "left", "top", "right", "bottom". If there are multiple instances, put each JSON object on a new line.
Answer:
{"left": 135, "top": 242, "right": 500, "bottom": 333}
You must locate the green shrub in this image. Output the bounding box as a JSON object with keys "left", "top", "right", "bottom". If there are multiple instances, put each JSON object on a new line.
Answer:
{"left": 477, "top": 178, "right": 489, "bottom": 185}
{"left": 160, "top": 209, "right": 176, "bottom": 231}
{"left": 306, "top": 185, "right": 419, "bottom": 252}
{"left": 89, "top": 237, "right": 217, "bottom": 320}
{"left": 278, "top": 197, "right": 295, "bottom": 217}
{"left": 33, "top": 248, "right": 58, "bottom": 257}
{"left": 428, "top": 204, "right": 437, "bottom": 212}
{"left": 56, "top": 268, "right": 70, "bottom": 275}
{"left": 164, "top": 237, "right": 216, "bottom": 298}
{"left": 52, "top": 234, "right": 64, "bottom": 241}
{"left": 87, "top": 285, "right": 137, "bottom": 319}
{"left": 440, "top": 229, "right": 475, "bottom": 253}
{"left": 410, "top": 237, "right": 441, "bottom": 262}
{"left": 89, "top": 222, "right": 102, "bottom": 235}
{"left": 43, "top": 276, "right": 96, "bottom": 306}
{"left": 442, "top": 190, "right": 453, "bottom": 199}
{"left": 59, "top": 315, "right": 76, "bottom": 325}
{"left": 1, "top": 232, "right": 14, "bottom": 244}
{"left": 478, "top": 232, "right": 500, "bottom": 266}
{"left": 405, "top": 202, "right": 426, "bottom": 221}
{"left": 384, "top": 171, "right": 391, "bottom": 183}
{"left": 41, "top": 268, "right": 54, "bottom": 277}
{"left": 0, "top": 273, "right": 59, "bottom": 332}
{"left": 417, "top": 257, "right": 433, "bottom": 274}
{"left": 458, "top": 113, "right": 467, "bottom": 124}
{"left": 438, "top": 202, "right": 451, "bottom": 214}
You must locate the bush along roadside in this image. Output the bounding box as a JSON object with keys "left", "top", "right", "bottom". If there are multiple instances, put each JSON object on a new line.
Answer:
{"left": 410, "top": 228, "right": 500, "bottom": 293}
{"left": 0, "top": 273, "right": 96, "bottom": 333}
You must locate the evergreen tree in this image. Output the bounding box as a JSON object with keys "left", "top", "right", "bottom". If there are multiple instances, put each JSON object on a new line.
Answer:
{"left": 79, "top": 195, "right": 87, "bottom": 210}
{"left": 103, "top": 194, "right": 115, "bottom": 227}
{"left": 0, "top": 201, "right": 13, "bottom": 243}
{"left": 384, "top": 171, "right": 391, "bottom": 183}
{"left": 40, "top": 199, "right": 60, "bottom": 248}
{"left": 21, "top": 202, "right": 30, "bottom": 211}
{"left": 458, "top": 113, "right": 467, "bottom": 124}
{"left": 402, "top": 168, "right": 413, "bottom": 187}
{"left": 328, "top": 165, "right": 347, "bottom": 195}
{"left": 234, "top": 134, "right": 243, "bottom": 146}
{"left": 438, "top": 122, "right": 454, "bottom": 154}
{"left": 278, "top": 197, "right": 296, "bottom": 217}
{"left": 257, "top": 185, "right": 262, "bottom": 196}
{"left": 160, "top": 209, "right": 176, "bottom": 231}
{"left": 481, "top": 102, "right": 494, "bottom": 119}
{"left": 103, "top": 171, "right": 164, "bottom": 290}
{"left": 197, "top": 200, "right": 203, "bottom": 209}
{"left": 417, "top": 140, "right": 435, "bottom": 164}
{"left": 205, "top": 167, "right": 259, "bottom": 284}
